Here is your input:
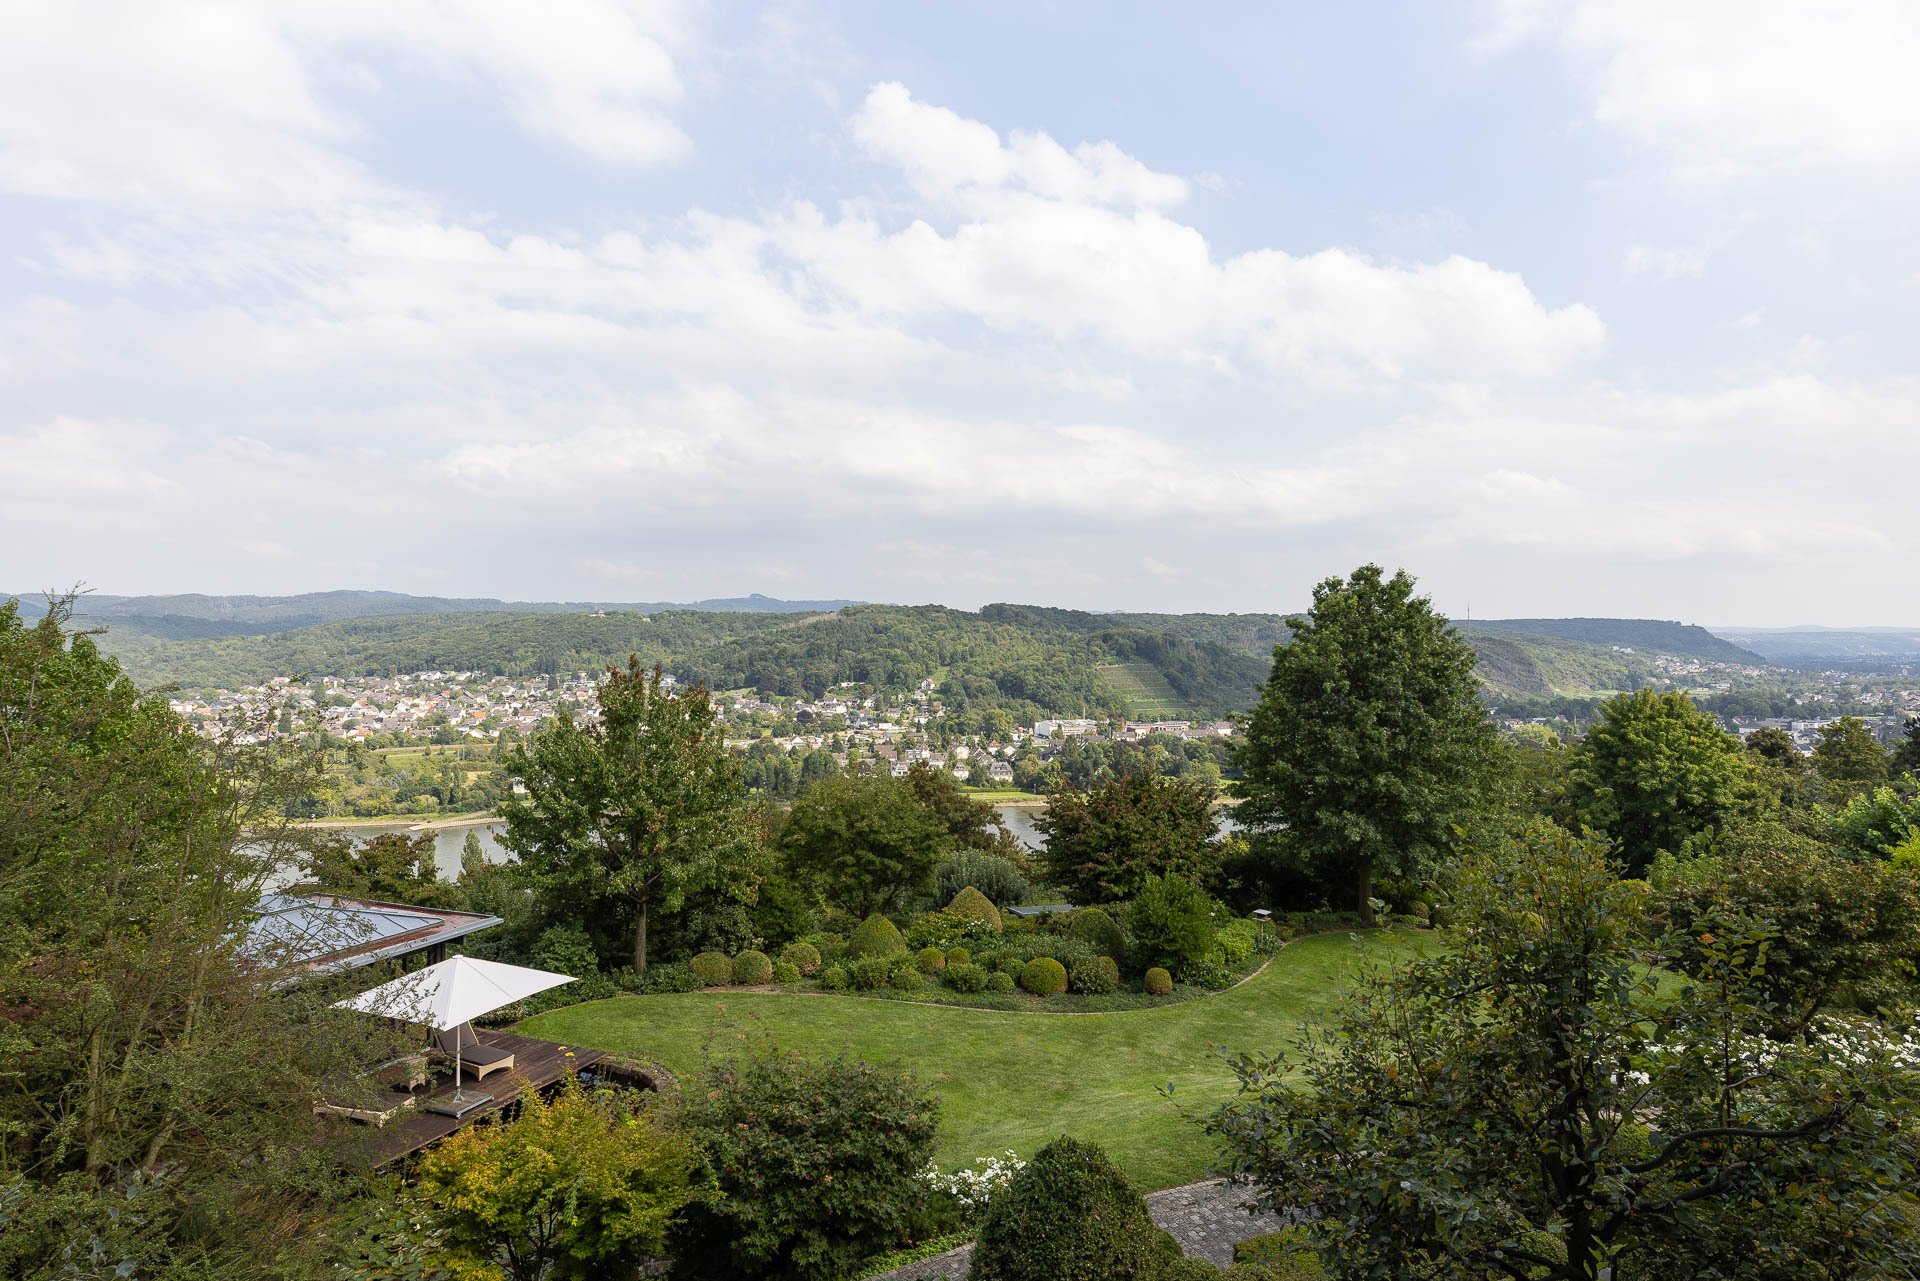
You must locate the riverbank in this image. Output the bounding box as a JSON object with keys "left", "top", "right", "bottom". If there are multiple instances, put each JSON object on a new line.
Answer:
{"left": 295, "top": 811, "right": 500, "bottom": 832}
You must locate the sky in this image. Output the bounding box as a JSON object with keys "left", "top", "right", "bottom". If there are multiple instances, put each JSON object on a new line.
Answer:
{"left": 2, "top": 1, "right": 1916, "bottom": 624}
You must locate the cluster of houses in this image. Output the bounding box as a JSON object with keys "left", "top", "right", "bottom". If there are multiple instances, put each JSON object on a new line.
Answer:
{"left": 169, "top": 670, "right": 608, "bottom": 745}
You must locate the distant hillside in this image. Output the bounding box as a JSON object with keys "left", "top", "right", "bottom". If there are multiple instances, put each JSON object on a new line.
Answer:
{"left": 1711, "top": 628, "right": 1920, "bottom": 663}
{"left": 8, "top": 589, "right": 861, "bottom": 635}
{"left": 1466, "top": 618, "right": 1764, "bottom": 664}
{"left": 25, "top": 591, "right": 1758, "bottom": 714}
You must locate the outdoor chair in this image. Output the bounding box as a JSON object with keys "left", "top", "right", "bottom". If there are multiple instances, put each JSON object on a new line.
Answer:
{"left": 429, "top": 1022, "right": 515, "bottom": 1080}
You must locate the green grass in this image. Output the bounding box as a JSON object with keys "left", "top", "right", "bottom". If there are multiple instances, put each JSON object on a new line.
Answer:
{"left": 1095, "top": 661, "right": 1191, "bottom": 719}
{"left": 519, "top": 930, "right": 1426, "bottom": 1190}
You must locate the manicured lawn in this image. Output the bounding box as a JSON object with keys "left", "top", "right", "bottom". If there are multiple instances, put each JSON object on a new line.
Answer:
{"left": 518, "top": 929, "right": 1429, "bottom": 1190}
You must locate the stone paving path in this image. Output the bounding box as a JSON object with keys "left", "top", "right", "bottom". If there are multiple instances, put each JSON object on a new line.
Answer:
{"left": 872, "top": 1178, "right": 1281, "bottom": 1279}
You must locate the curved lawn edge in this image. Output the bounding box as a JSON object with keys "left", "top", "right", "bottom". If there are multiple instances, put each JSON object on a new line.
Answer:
{"left": 519, "top": 929, "right": 1426, "bottom": 1191}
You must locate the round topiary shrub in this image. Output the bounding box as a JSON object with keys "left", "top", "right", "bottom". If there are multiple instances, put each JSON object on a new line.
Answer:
{"left": 986, "top": 970, "right": 1015, "bottom": 994}
{"left": 917, "top": 945, "right": 947, "bottom": 974}
{"left": 1405, "top": 899, "right": 1431, "bottom": 925}
{"left": 779, "top": 940, "right": 822, "bottom": 976}
{"left": 731, "top": 949, "right": 773, "bottom": 985}
{"left": 820, "top": 965, "right": 848, "bottom": 991}
{"left": 946, "top": 885, "right": 1004, "bottom": 933}
{"left": 1142, "top": 967, "right": 1173, "bottom": 996}
{"left": 968, "top": 1136, "right": 1164, "bottom": 1281}
{"left": 689, "top": 951, "right": 733, "bottom": 986}
{"left": 1018, "top": 956, "right": 1068, "bottom": 997}
{"left": 945, "top": 945, "right": 971, "bottom": 967}
{"left": 849, "top": 955, "right": 892, "bottom": 991}
{"left": 888, "top": 960, "right": 923, "bottom": 991}
{"left": 1069, "top": 954, "right": 1119, "bottom": 995}
{"left": 848, "top": 913, "right": 908, "bottom": 959}
{"left": 1068, "top": 907, "right": 1126, "bottom": 965}
{"left": 1161, "top": 1258, "right": 1220, "bottom": 1281}
{"left": 772, "top": 960, "right": 801, "bottom": 983}
{"left": 946, "top": 962, "right": 988, "bottom": 993}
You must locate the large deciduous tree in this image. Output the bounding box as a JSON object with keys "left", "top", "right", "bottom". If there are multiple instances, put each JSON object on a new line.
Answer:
{"left": 1208, "top": 824, "right": 1920, "bottom": 1280}
{"left": 777, "top": 772, "right": 948, "bottom": 918}
{"left": 0, "top": 597, "right": 408, "bottom": 1277}
{"left": 1035, "top": 771, "right": 1218, "bottom": 905}
{"left": 1234, "top": 565, "right": 1498, "bottom": 923}
{"left": 500, "top": 660, "right": 757, "bottom": 976}
{"left": 1566, "top": 688, "right": 1761, "bottom": 875}
{"left": 1812, "top": 715, "right": 1889, "bottom": 797}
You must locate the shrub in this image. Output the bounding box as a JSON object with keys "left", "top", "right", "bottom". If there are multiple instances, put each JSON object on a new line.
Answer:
{"left": 689, "top": 951, "right": 733, "bottom": 987}
{"left": 533, "top": 925, "right": 603, "bottom": 980}
{"left": 847, "top": 913, "right": 908, "bottom": 959}
{"left": 731, "top": 950, "right": 773, "bottom": 985}
{"left": 806, "top": 931, "right": 848, "bottom": 964}
{"left": 909, "top": 907, "right": 1002, "bottom": 951}
{"left": 993, "top": 953, "right": 1025, "bottom": 976}
{"left": 933, "top": 849, "right": 1031, "bottom": 907}
{"left": 888, "top": 962, "right": 924, "bottom": 992}
{"left": 1232, "top": 1227, "right": 1326, "bottom": 1280}
{"left": 1404, "top": 900, "right": 1431, "bottom": 924}
{"left": 627, "top": 961, "right": 703, "bottom": 994}
{"left": 1021, "top": 936, "right": 1095, "bottom": 971}
{"left": 1068, "top": 907, "right": 1126, "bottom": 965}
{"left": 967, "top": 1135, "right": 1164, "bottom": 1281}
{"left": 848, "top": 955, "right": 892, "bottom": 991}
{"left": 671, "top": 1048, "right": 938, "bottom": 1281}
{"left": 947, "top": 885, "right": 1005, "bottom": 932}
{"left": 986, "top": 971, "right": 1016, "bottom": 994}
{"left": 420, "top": 1083, "right": 695, "bottom": 1281}
{"left": 1018, "top": 957, "right": 1068, "bottom": 997}
{"left": 1162, "top": 1259, "right": 1224, "bottom": 1281}
{"left": 1142, "top": 968, "right": 1173, "bottom": 996}
{"left": 820, "top": 965, "right": 848, "bottom": 991}
{"left": 946, "top": 946, "right": 971, "bottom": 967}
{"left": 1126, "top": 874, "right": 1218, "bottom": 979}
{"left": 947, "top": 963, "right": 989, "bottom": 993}
{"left": 1217, "top": 921, "right": 1254, "bottom": 966}
{"left": 779, "top": 940, "right": 822, "bottom": 976}
{"left": 917, "top": 946, "right": 948, "bottom": 974}
{"left": 772, "top": 960, "right": 801, "bottom": 983}
{"left": 1069, "top": 955, "right": 1119, "bottom": 995}
{"left": 1185, "top": 962, "right": 1235, "bottom": 990}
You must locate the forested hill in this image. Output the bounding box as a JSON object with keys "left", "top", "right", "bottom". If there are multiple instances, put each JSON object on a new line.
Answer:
{"left": 73, "top": 597, "right": 1772, "bottom": 720}
{"left": 1464, "top": 617, "right": 1765, "bottom": 664}
{"left": 8, "top": 589, "right": 859, "bottom": 633}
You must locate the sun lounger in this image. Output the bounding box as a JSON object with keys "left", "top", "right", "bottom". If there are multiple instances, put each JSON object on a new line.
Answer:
{"left": 430, "top": 1022, "right": 515, "bottom": 1080}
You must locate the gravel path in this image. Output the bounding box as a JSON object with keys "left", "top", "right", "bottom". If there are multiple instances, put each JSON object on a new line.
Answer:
{"left": 871, "top": 1178, "right": 1281, "bottom": 1279}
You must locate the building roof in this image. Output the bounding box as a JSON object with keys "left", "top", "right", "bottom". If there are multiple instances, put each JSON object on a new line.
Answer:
{"left": 1005, "top": 903, "right": 1075, "bottom": 917}
{"left": 246, "top": 893, "right": 503, "bottom": 975}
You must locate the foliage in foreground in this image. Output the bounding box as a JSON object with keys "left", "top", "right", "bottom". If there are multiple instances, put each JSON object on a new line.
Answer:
{"left": 967, "top": 1136, "right": 1181, "bottom": 1281}
{"left": 416, "top": 1084, "right": 694, "bottom": 1281}
{"left": 1208, "top": 824, "right": 1920, "bottom": 1280}
{"left": 670, "top": 1045, "right": 940, "bottom": 1281}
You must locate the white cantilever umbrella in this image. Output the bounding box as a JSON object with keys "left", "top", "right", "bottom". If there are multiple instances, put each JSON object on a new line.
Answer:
{"left": 335, "top": 955, "right": 575, "bottom": 1109}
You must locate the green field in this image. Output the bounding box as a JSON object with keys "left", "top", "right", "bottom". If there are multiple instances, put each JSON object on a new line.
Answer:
{"left": 519, "top": 930, "right": 1424, "bottom": 1189}
{"left": 1096, "top": 661, "right": 1191, "bottom": 719}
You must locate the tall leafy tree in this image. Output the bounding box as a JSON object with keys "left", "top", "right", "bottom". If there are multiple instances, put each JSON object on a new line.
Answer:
{"left": 777, "top": 773, "right": 948, "bottom": 918}
{"left": 1036, "top": 771, "right": 1218, "bottom": 905}
{"left": 1812, "top": 715, "right": 1889, "bottom": 796}
{"left": 902, "top": 762, "right": 1025, "bottom": 859}
{"left": 500, "top": 661, "right": 756, "bottom": 976}
{"left": 1234, "top": 565, "right": 1498, "bottom": 922}
{"left": 1567, "top": 689, "right": 1761, "bottom": 874}
{"left": 1209, "top": 825, "right": 1920, "bottom": 1280}
{"left": 0, "top": 597, "right": 407, "bottom": 1277}
{"left": 1893, "top": 716, "right": 1920, "bottom": 776}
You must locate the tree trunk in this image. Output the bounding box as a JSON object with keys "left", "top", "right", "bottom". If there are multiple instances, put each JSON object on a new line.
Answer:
{"left": 633, "top": 894, "right": 649, "bottom": 977}
{"left": 1356, "top": 853, "right": 1375, "bottom": 926}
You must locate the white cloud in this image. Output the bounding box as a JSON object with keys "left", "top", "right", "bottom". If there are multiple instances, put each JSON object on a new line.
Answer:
{"left": 0, "top": 0, "right": 689, "bottom": 210}
{"left": 1624, "top": 244, "right": 1707, "bottom": 280}
{"left": 1486, "top": 0, "right": 1920, "bottom": 170}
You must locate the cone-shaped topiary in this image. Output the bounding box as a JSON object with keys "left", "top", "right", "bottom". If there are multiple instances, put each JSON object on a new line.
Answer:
{"left": 947, "top": 885, "right": 1004, "bottom": 932}
{"left": 1142, "top": 967, "right": 1173, "bottom": 996}
{"left": 847, "top": 913, "right": 908, "bottom": 959}
{"left": 967, "top": 1136, "right": 1165, "bottom": 1280}
{"left": 1018, "top": 956, "right": 1068, "bottom": 996}
{"left": 731, "top": 949, "right": 772, "bottom": 984}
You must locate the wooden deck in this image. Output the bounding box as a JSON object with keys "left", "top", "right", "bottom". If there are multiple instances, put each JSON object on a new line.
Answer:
{"left": 343, "top": 1031, "right": 608, "bottom": 1166}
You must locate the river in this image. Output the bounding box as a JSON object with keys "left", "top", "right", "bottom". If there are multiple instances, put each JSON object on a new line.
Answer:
{"left": 308, "top": 802, "right": 1237, "bottom": 882}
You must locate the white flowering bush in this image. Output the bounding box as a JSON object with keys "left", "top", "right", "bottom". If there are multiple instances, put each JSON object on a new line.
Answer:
{"left": 922, "top": 1150, "right": 1026, "bottom": 1214}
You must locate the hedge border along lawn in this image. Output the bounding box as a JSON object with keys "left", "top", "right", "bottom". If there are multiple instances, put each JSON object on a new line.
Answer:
{"left": 519, "top": 929, "right": 1428, "bottom": 1191}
